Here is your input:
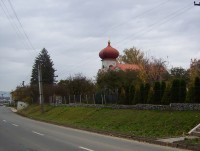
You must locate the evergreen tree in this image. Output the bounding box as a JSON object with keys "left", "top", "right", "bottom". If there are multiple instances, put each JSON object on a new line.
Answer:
{"left": 144, "top": 83, "right": 150, "bottom": 104}
{"left": 194, "top": 77, "right": 200, "bottom": 103}
{"left": 169, "top": 79, "right": 186, "bottom": 103}
{"left": 153, "top": 82, "right": 161, "bottom": 104}
{"left": 129, "top": 84, "right": 135, "bottom": 104}
{"left": 179, "top": 79, "right": 186, "bottom": 103}
{"left": 150, "top": 81, "right": 166, "bottom": 104}
{"left": 160, "top": 81, "right": 166, "bottom": 103}
{"left": 139, "top": 83, "right": 145, "bottom": 104}
{"left": 147, "top": 88, "right": 154, "bottom": 104}
{"left": 119, "top": 87, "right": 126, "bottom": 104}
{"left": 124, "top": 84, "right": 130, "bottom": 105}
{"left": 161, "top": 83, "right": 171, "bottom": 105}
{"left": 30, "top": 48, "right": 55, "bottom": 103}
{"left": 170, "top": 79, "right": 180, "bottom": 103}
{"left": 30, "top": 48, "right": 55, "bottom": 86}
{"left": 186, "top": 77, "right": 200, "bottom": 103}
{"left": 133, "top": 86, "right": 140, "bottom": 104}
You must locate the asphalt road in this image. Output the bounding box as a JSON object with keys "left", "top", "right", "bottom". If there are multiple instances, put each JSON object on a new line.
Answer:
{"left": 0, "top": 106, "right": 187, "bottom": 151}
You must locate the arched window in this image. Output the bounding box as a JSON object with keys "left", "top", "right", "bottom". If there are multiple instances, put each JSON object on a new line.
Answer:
{"left": 109, "top": 65, "right": 113, "bottom": 68}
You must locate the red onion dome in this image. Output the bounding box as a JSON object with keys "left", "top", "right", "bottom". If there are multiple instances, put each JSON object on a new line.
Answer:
{"left": 99, "top": 41, "right": 119, "bottom": 59}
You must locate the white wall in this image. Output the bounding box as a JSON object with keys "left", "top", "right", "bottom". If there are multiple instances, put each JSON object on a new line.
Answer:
{"left": 17, "top": 101, "right": 28, "bottom": 110}
{"left": 102, "top": 59, "right": 117, "bottom": 70}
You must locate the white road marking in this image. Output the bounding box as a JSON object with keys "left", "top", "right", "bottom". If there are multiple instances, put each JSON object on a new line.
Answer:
{"left": 12, "top": 124, "right": 19, "bottom": 127}
{"left": 3, "top": 120, "right": 6, "bottom": 122}
{"left": 32, "top": 131, "right": 44, "bottom": 136}
{"left": 79, "top": 146, "right": 94, "bottom": 151}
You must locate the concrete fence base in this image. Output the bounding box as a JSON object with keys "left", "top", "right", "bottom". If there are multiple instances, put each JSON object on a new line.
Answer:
{"left": 50, "top": 103, "right": 200, "bottom": 111}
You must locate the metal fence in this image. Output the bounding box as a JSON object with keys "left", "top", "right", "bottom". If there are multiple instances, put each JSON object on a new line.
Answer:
{"left": 49, "top": 93, "right": 119, "bottom": 105}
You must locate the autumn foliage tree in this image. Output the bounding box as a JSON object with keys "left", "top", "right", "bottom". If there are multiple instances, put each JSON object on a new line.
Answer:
{"left": 118, "top": 47, "right": 145, "bottom": 64}
{"left": 96, "top": 70, "right": 140, "bottom": 104}
{"left": 11, "top": 86, "right": 32, "bottom": 103}
{"left": 187, "top": 77, "right": 200, "bottom": 103}
{"left": 57, "top": 74, "right": 96, "bottom": 97}
{"left": 118, "top": 47, "right": 169, "bottom": 83}
{"left": 144, "top": 58, "right": 169, "bottom": 83}
{"left": 189, "top": 59, "right": 200, "bottom": 81}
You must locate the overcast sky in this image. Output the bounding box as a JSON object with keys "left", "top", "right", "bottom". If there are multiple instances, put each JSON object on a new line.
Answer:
{"left": 0, "top": 0, "right": 199, "bottom": 91}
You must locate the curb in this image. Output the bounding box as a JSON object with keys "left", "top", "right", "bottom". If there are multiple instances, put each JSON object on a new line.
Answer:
{"left": 10, "top": 107, "right": 17, "bottom": 112}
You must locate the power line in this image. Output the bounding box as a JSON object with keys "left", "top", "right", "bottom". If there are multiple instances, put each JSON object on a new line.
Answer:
{"left": 7, "top": 0, "right": 35, "bottom": 51}
{"left": 0, "top": 1, "right": 194, "bottom": 82}
{"left": 0, "top": 0, "right": 36, "bottom": 87}
{"left": 115, "top": 4, "right": 193, "bottom": 47}
{"left": 103, "top": 0, "right": 172, "bottom": 38}
{"left": 61, "top": 0, "right": 174, "bottom": 74}
{"left": 1, "top": 0, "right": 37, "bottom": 86}
{"left": 0, "top": 0, "right": 30, "bottom": 50}
{"left": 63, "top": 2, "right": 193, "bottom": 74}
{"left": 2, "top": 0, "right": 175, "bottom": 78}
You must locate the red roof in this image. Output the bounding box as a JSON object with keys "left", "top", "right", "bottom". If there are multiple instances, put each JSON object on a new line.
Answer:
{"left": 109, "top": 63, "right": 140, "bottom": 71}
{"left": 99, "top": 41, "right": 119, "bottom": 59}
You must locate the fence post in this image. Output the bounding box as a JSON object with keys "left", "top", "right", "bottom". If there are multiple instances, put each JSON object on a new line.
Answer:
{"left": 53, "top": 96, "right": 55, "bottom": 106}
{"left": 64, "top": 96, "right": 66, "bottom": 104}
{"left": 93, "top": 94, "right": 95, "bottom": 104}
{"left": 86, "top": 95, "right": 88, "bottom": 104}
{"left": 101, "top": 94, "right": 104, "bottom": 105}
{"left": 104, "top": 94, "right": 106, "bottom": 104}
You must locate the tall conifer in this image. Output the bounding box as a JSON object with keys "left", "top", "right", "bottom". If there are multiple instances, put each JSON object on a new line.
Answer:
{"left": 30, "top": 48, "right": 55, "bottom": 86}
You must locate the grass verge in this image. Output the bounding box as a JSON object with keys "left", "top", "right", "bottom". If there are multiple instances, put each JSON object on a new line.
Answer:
{"left": 18, "top": 104, "right": 200, "bottom": 139}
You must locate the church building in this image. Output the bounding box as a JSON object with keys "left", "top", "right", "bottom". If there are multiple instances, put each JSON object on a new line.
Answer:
{"left": 99, "top": 41, "right": 139, "bottom": 72}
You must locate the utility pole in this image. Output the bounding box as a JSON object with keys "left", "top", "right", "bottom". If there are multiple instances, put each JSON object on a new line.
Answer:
{"left": 0, "top": 93, "right": 6, "bottom": 99}
{"left": 194, "top": 1, "right": 200, "bottom": 6}
{"left": 38, "top": 63, "right": 44, "bottom": 113}
{"left": 53, "top": 75, "right": 58, "bottom": 106}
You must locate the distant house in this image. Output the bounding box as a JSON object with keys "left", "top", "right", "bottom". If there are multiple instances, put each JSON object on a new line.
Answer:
{"left": 99, "top": 41, "right": 139, "bottom": 72}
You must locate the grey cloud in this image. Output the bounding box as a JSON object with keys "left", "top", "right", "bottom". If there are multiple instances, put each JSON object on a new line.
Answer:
{"left": 0, "top": 0, "right": 199, "bottom": 91}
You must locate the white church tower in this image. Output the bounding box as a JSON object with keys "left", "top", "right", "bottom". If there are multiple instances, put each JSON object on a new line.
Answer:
{"left": 99, "top": 41, "right": 119, "bottom": 71}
